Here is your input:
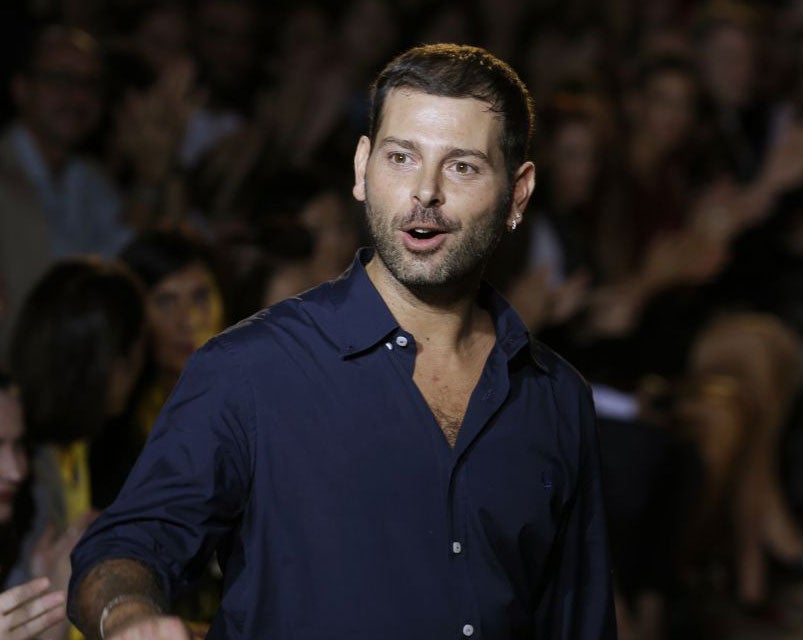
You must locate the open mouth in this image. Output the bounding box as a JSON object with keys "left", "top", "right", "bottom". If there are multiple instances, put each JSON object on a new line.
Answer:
{"left": 400, "top": 222, "right": 451, "bottom": 252}
{"left": 406, "top": 228, "right": 443, "bottom": 240}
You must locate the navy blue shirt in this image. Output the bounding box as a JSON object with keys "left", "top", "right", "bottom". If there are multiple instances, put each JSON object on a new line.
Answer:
{"left": 69, "top": 249, "right": 616, "bottom": 639}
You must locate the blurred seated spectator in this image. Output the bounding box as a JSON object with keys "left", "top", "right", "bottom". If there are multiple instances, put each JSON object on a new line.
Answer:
{"left": 0, "top": 372, "right": 75, "bottom": 640}
{"left": 678, "top": 312, "right": 803, "bottom": 609}
{"left": 694, "top": 1, "right": 771, "bottom": 182}
{"left": 119, "top": 227, "right": 225, "bottom": 439}
{"left": 0, "top": 25, "right": 132, "bottom": 363}
{"left": 7, "top": 258, "right": 146, "bottom": 639}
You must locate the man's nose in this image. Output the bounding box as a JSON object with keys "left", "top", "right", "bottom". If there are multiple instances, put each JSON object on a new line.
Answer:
{"left": 413, "top": 164, "right": 444, "bottom": 209}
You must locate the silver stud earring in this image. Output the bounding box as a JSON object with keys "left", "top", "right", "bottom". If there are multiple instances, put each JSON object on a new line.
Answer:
{"left": 510, "top": 210, "right": 521, "bottom": 231}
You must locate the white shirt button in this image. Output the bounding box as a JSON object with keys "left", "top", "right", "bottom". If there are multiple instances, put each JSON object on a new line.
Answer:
{"left": 462, "top": 624, "right": 474, "bottom": 637}
{"left": 395, "top": 335, "right": 408, "bottom": 347}
{"left": 452, "top": 541, "right": 462, "bottom": 554}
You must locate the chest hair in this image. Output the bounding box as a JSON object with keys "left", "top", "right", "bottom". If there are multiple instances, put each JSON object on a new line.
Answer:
{"left": 414, "top": 361, "right": 486, "bottom": 448}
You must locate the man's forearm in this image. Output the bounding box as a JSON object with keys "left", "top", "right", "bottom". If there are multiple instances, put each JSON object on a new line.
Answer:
{"left": 74, "top": 558, "right": 167, "bottom": 640}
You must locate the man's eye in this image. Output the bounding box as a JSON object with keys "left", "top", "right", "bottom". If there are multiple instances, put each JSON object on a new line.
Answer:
{"left": 390, "top": 152, "right": 408, "bottom": 164}
{"left": 454, "top": 162, "right": 476, "bottom": 175}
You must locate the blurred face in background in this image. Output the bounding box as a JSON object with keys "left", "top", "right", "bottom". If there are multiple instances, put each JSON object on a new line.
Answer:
{"left": 549, "top": 119, "right": 599, "bottom": 210}
{"left": 134, "top": 3, "right": 191, "bottom": 73}
{"left": 147, "top": 262, "right": 224, "bottom": 380}
{"left": 699, "top": 23, "right": 756, "bottom": 109}
{"left": 300, "top": 191, "right": 359, "bottom": 280}
{"left": 195, "top": 0, "right": 259, "bottom": 96}
{"left": 639, "top": 69, "right": 697, "bottom": 154}
{"left": 13, "top": 31, "right": 103, "bottom": 155}
{"left": 0, "top": 388, "right": 27, "bottom": 525}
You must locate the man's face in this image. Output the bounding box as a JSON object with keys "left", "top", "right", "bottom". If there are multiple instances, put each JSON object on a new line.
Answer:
{"left": 14, "top": 39, "right": 103, "bottom": 151}
{"left": 354, "top": 89, "right": 526, "bottom": 290}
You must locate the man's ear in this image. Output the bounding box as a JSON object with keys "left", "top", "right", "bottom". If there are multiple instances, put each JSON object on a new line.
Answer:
{"left": 505, "top": 161, "right": 536, "bottom": 228}
{"left": 352, "top": 135, "right": 371, "bottom": 202}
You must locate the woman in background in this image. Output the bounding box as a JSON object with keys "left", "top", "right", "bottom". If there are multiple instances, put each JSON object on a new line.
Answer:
{"left": 0, "top": 372, "right": 70, "bottom": 640}
{"left": 8, "top": 258, "right": 146, "bottom": 640}
{"left": 10, "top": 258, "right": 146, "bottom": 521}
{"left": 119, "top": 226, "right": 225, "bottom": 439}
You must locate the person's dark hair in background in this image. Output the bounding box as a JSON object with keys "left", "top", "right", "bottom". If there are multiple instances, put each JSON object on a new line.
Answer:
{"left": 120, "top": 225, "right": 221, "bottom": 292}
{"left": 368, "top": 43, "right": 534, "bottom": 181}
{"left": 9, "top": 258, "right": 146, "bottom": 446}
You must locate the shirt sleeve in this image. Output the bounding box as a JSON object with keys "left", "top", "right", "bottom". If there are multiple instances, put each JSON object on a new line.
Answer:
{"left": 534, "top": 374, "right": 618, "bottom": 640}
{"left": 68, "top": 337, "right": 254, "bottom": 608}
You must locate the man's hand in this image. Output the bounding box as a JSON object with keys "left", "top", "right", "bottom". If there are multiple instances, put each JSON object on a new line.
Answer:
{"left": 0, "top": 577, "right": 66, "bottom": 640}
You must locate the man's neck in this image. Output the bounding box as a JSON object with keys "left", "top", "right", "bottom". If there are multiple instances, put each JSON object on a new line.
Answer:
{"left": 365, "top": 254, "right": 492, "bottom": 355}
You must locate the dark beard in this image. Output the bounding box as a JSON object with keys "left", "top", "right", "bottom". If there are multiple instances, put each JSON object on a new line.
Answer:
{"left": 363, "top": 186, "right": 511, "bottom": 295}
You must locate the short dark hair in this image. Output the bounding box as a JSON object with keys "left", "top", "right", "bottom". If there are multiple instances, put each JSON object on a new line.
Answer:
{"left": 368, "top": 43, "right": 534, "bottom": 180}
{"left": 9, "top": 258, "right": 145, "bottom": 445}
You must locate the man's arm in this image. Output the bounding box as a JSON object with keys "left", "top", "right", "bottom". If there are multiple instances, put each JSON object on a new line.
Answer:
{"left": 73, "top": 558, "right": 189, "bottom": 640}
{"left": 67, "top": 340, "right": 254, "bottom": 638}
{"left": 533, "top": 364, "right": 618, "bottom": 639}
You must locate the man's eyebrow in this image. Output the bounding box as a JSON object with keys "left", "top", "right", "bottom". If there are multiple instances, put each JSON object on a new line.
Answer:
{"left": 378, "top": 137, "right": 418, "bottom": 151}
{"left": 379, "top": 137, "right": 492, "bottom": 164}
{"left": 443, "top": 148, "right": 492, "bottom": 164}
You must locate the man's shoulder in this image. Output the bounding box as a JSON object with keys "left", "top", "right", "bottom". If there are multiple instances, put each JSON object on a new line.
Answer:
{"left": 528, "top": 337, "right": 590, "bottom": 395}
{"left": 205, "top": 288, "right": 335, "bottom": 364}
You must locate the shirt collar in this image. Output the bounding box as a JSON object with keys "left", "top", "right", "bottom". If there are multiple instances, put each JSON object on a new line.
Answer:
{"left": 302, "top": 247, "right": 546, "bottom": 371}
{"left": 302, "top": 248, "right": 400, "bottom": 359}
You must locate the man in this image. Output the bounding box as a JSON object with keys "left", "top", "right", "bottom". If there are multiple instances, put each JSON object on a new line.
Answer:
{"left": 68, "top": 44, "right": 616, "bottom": 639}
{"left": 0, "top": 26, "right": 130, "bottom": 362}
